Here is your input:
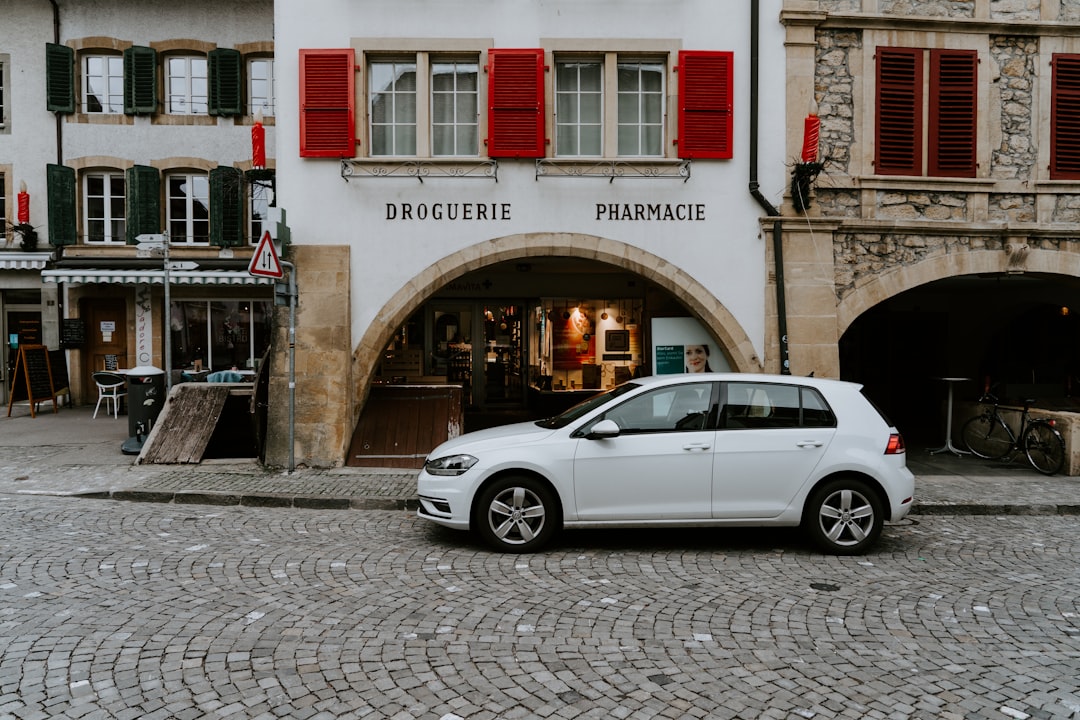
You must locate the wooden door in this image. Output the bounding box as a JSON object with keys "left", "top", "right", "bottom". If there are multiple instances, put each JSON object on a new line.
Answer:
{"left": 81, "top": 298, "right": 128, "bottom": 401}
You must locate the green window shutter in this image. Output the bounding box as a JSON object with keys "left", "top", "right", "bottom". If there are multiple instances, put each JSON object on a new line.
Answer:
{"left": 209, "top": 48, "right": 243, "bottom": 116}
{"left": 124, "top": 46, "right": 158, "bottom": 115}
{"left": 209, "top": 166, "right": 244, "bottom": 246}
{"left": 46, "top": 164, "right": 77, "bottom": 246}
{"left": 125, "top": 165, "right": 160, "bottom": 244}
{"left": 46, "top": 43, "right": 75, "bottom": 113}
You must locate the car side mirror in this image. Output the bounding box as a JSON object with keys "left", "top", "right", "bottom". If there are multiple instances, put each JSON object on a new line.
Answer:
{"left": 585, "top": 419, "right": 621, "bottom": 439}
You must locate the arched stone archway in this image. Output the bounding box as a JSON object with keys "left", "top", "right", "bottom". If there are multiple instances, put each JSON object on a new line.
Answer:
{"left": 835, "top": 246, "right": 1080, "bottom": 336}
{"left": 350, "top": 232, "right": 762, "bottom": 419}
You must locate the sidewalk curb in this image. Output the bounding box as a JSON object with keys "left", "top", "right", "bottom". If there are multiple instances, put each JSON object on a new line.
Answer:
{"left": 912, "top": 502, "right": 1080, "bottom": 515}
{"left": 74, "top": 489, "right": 419, "bottom": 512}
{"left": 62, "top": 489, "right": 1079, "bottom": 517}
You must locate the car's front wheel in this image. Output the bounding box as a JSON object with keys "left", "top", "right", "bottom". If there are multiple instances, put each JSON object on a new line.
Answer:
{"left": 804, "top": 478, "right": 884, "bottom": 555}
{"left": 473, "top": 476, "right": 559, "bottom": 553}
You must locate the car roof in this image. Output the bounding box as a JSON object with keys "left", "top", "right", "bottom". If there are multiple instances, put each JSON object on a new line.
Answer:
{"left": 627, "top": 372, "right": 862, "bottom": 392}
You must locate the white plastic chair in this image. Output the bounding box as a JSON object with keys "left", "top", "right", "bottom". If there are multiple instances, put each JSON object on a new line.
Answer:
{"left": 92, "top": 372, "right": 127, "bottom": 419}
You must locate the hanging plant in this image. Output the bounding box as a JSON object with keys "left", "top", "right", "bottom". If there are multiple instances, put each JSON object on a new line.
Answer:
{"left": 15, "top": 224, "right": 38, "bottom": 251}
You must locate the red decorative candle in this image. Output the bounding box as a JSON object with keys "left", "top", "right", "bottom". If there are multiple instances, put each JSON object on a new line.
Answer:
{"left": 17, "top": 182, "right": 30, "bottom": 224}
{"left": 801, "top": 113, "right": 821, "bottom": 163}
{"left": 252, "top": 114, "right": 266, "bottom": 169}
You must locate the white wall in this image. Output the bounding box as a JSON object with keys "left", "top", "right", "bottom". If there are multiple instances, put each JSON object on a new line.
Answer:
{"left": 1, "top": 1, "right": 58, "bottom": 231}
{"left": 0, "top": 0, "right": 274, "bottom": 242}
{"left": 275, "top": 0, "right": 788, "bottom": 361}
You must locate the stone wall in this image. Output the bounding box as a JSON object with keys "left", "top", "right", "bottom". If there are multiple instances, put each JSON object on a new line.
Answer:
{"left": 878, "top": 0, "right": 974, "bottom": 17}
{"left": 265, "top": 245, "right": 352, "bottom": 469}
{"left": 990, "top": 0, "right": 1043, "bottom": 20}
{"left": 813, "top": 188, "right": 862, "bottom": 217}
{"left": 988, "top": 193, "right": 1037, "bottom": 222}
{"left": 876, "top": 191, "right": 969, "bottom": 222}
{"left": 990, "top": 37, "right": 1037, "bottom": 182}
{"left": 1061, "top": 0, "right": 1080, "bottom": 22}
{"left": 833, "top": 233, "right": 1007, "bottom": 297}
{"left": 815, "top": 30, "right": 858, "bottom": 178}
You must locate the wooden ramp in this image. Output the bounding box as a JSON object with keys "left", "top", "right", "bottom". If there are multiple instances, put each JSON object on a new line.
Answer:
{"left": 137, "top": 384, "right": 231, "bottom": 464}
{"left": 347, "top": 384, "right": 463, "bottom": 468}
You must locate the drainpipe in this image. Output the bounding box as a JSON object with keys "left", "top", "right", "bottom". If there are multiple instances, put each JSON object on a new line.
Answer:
{"left": 49, "top": 0, "right": 67, "bottom": 341}
{"left": 49, "top": 0, "right": 61, "bottom": 164}
{"left": 749, "top": 0, "right": 790, "bottom": 374}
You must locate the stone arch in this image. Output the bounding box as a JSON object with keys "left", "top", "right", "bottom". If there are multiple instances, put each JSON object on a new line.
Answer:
{"left": 836, "top": 246, "right": 1080, "bottom": 336}
{"left": 351, "top": 232, "right": 762, "bottom": 413}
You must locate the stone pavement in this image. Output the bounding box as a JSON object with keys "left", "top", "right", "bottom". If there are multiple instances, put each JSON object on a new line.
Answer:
{"left": 3, "top": 403, "right": 1080, "bottom": 515}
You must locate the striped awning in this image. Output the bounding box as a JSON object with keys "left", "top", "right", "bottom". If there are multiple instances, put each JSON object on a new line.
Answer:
{"left": 41, "top": 268, "right": 273, "bottom": 286}
{"left": 0, "top": 253, "right": 51, "bottom": 270}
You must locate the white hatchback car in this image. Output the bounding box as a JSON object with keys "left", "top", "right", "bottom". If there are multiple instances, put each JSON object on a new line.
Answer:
{"left": 417, "top": 373, "right": 914, "bottom": 555}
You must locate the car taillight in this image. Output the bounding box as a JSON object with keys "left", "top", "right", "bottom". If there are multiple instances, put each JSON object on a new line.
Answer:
{"left": 885, "top": 433, "right": 905, "bottom": 455}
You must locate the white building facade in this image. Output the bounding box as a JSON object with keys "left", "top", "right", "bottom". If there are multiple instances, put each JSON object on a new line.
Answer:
{"left": 1, "top": 0, "right": 275, "bottom": 427}
{"left": 271, "top": 0, "right": 789, "bottom": 467}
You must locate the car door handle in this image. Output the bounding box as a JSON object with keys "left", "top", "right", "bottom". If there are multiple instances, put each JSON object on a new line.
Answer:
{"left": 683, "top": 442, "right": 712, "bottom": 451}
{"left": 796, "top": 440, "right": 824, "bottom": 448}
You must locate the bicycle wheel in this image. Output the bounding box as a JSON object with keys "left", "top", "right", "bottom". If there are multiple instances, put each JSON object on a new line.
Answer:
{"left": 1024, "top": 422, "right": 1065, "bottom": 476}
{"left": 961, "top": 414, "right": 1013, "bottom": 460}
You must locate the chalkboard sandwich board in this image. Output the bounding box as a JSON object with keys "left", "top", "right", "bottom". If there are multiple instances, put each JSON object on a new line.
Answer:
{"left": 6, "top": 345, "right": 58, "bottom": 418}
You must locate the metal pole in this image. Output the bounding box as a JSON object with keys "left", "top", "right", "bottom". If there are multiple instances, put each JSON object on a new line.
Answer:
{"left": 163, "top": 236, "right": 172, "bottom": 391}
{"left": 282, "top": 260, "right": 296, "bottom": 473}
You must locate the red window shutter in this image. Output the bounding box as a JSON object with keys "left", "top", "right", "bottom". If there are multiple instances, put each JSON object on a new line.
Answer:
{"left": 928, "top": 49, "right": 977, "bottom": 177}
{"left": 299, "top": 49, "right": 355, "bottom": 158}
{"left": 676, "top": 50, "right": 733, "bottom": 160}
{"left": 1051, "top": 54, "right": 1080, "bottom": 180}
{"left": 875, "top": 47, "right": 922, "bottom": 176}
{"left": 486, "top": 49, "right": 545, "bottom": 158}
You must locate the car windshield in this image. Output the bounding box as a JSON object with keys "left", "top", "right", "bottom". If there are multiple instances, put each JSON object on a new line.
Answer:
{"left": 535, "top": 382, "right": 642, "bottom": 429}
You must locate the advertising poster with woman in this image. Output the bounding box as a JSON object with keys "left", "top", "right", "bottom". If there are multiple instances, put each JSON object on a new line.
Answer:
{"left": 652, "top": 317, "right": 730, "bottom": 374}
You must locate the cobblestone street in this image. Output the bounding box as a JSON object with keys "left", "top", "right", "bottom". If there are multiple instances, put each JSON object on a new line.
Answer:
{"left": 1, "top": 495, "right": 1078, "bottom": 720}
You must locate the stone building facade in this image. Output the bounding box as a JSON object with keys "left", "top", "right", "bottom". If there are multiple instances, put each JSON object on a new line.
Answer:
{"left": 776, "top": 0, "right": 1080, "bottom": 460}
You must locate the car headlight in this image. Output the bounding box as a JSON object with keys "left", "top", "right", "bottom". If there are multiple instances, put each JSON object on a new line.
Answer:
{"left": 424, "top": 454, "right": 478, "bottom": 476}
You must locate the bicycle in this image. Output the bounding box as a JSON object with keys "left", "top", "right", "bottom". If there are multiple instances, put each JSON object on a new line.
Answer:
{"left": 959, "top": 393, "right": 1066, "bottom": 475}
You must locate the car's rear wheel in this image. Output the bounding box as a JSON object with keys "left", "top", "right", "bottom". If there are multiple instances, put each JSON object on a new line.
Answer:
{"left": 804, "top": 478, "right": 883, "bottom": 555}
{"left": 473, "top": 476, "right": 558, "bottom": 553}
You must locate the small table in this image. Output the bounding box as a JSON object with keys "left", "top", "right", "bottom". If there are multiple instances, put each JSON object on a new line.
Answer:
{"left": 928, "top": 377, "right": 971, "bottom": 456}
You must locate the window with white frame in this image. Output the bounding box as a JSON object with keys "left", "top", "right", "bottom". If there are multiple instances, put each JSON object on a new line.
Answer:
{"left": 84, "top": 172, "right": 126, "bottom": 243}
{"left": 555, "top": 56, "right": 666, "bottom": 158}
{"left": 367, "top": 53, "right": 480, "bottom": 157}
{"left": 166, "top": 56, "right": 208, "bottom": 115}
{"left": 617, "top": 61, "right": 664, "bottom": 156}
{"left": 370, "top": 59, "right": 417, "bottom": 155}
{"left": 555, "top": 60, "right": 603, "bottom": 156}
{"left": 249, "top": 177, "right": 274, "bottom": 243}
{"left": 431, "top": 60, "right": 478, "bottom": 156}
{"left": 249, "top": 58, "right": 276, "bottom": 117}
{"left": 167, "top": 173, "right": 209, "bottom": 243}
{"left": 83, "top": 55, "right": 123, "bottom": 113}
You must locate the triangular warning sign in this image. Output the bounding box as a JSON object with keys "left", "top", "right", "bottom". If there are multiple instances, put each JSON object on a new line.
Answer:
{"left": 249, "top": 230, "right": 284, "bottom": 279}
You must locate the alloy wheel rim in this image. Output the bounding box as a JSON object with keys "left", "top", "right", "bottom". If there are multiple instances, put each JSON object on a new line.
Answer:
{"left": 818, "top": 488, "right": 874, "bottom": 547}
{"left": 488, "top": 486, "right": 545, "bottom": 545}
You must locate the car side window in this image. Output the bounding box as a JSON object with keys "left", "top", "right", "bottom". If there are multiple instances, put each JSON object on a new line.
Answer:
{"left": 801, "top": 387, "right": 837, "bottom": 427}
{"left": 600, "top": 382, "right": 714, "bottom": 434}
{"left": 721, "top": 382, "right": 834, "bottom": 429}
